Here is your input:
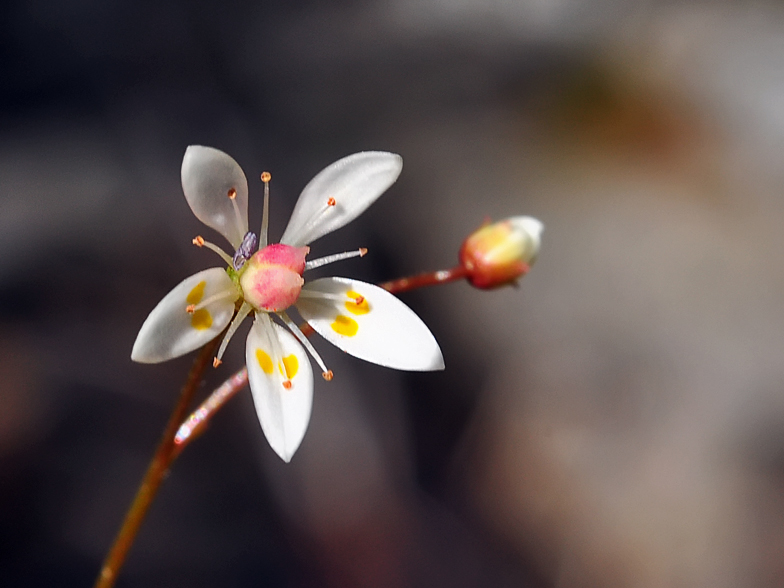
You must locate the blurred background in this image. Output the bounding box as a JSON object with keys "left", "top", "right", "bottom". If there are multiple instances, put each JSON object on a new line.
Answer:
{"left": 3, "top": 0, "right": 784, "bottom": 586}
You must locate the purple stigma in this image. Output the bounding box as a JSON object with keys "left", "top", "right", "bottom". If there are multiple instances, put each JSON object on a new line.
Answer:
{"left": 233, "top": 231, "right": 258, "bottom": 271}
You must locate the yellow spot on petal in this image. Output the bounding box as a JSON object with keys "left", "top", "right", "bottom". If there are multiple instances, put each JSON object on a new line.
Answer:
{"left": 256, "top": 349, "right": 274, "bottom": 374}
{"left": 190, "top": 308, "right": 212, "bottom": 330}
{"left": 331, "top": 314, "right": 358, "bottom": 337}
{"left": 280, "top": 354, "right": 299, "bottom": 379}
{"left": 187, "top": 281, "right": 207, "bottom": 305}
{"left": 345, "top": 290, "right": 370, "bottom": 315}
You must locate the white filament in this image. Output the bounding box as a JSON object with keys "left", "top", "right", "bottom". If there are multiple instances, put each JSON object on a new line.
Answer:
{"left": 278, "top": 311, "right": 329, "bottom": 375}
{"left": 215, "top": 302, "right": 253, "bottom": 362}
{"left": 305, "top": 248, "right": 366, "bottom": 271}
{"left": 190, "top": 289, "right": 238, "bottom": 312}
{"left": 259, "top": 179, "right": 270, "bottom": 248}
{"left": 198, "top": 239, "right": 234, "bottom": 266}
{"left": 296, "top": 290, "right": 349, "bottom": 303}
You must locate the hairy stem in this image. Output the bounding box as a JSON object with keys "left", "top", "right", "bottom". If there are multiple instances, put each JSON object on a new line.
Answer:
{"left": 94, "top": 338, "right": 219, "bottom": 588}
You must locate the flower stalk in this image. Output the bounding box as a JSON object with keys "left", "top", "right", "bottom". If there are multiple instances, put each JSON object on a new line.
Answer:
{"left": 94, "top": 337, "right": 219, "bottom": 588}
{"left": 98, "top": 143, "right": 543, "bottom": 588}
{"left": 96, "top": 214, "right": 542, "bottom": 587}
{"left": 94, "top": 268, "right": 453, "bottom": 588}
{"left": 379, "top": 265, "right": 468, "bottom": 293}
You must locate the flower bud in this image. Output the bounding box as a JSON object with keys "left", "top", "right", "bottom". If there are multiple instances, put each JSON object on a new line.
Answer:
{"left": 459, "top": 216, "right": 543, "bottom": 289}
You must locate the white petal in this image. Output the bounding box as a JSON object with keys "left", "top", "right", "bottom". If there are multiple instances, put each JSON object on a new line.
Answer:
{"left": 181, "top": 146, "right": 249, "bottom": 249}
{"left": 508, "top": 216, "right": 543, "bottom": 264}
{"left": 246, "top": 314, "right": 314, "bottom": 462}
{"left": 296, "top": 277, "right": 444, "bottom": 371}
{"left": 132, "top": 268, "right": 239, "bottom": 363}
{"left": 280, "top": 152, "right": 403, "bottom": 247}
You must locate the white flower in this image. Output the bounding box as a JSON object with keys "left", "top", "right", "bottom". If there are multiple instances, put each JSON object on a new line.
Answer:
{"left": 132, "top": 146, "right": 444, "bottom": 461}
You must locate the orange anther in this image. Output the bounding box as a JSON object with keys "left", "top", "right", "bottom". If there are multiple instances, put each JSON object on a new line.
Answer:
{"left": 186, "top": 304, "right": 196, "bottom": 314}
{"left": 193, "top": 236, "right": 205, "bottom": 247}
{"left": 322, "top": 370, "right": 334, "bottom": 381}
{"left": 327, "top": 197, "right": 336, "bottom": 206}
{"left": 227, "top": 187, "right": 237, "bottom": 199}
{"left": 359, "top": 248, "right": 368, "bottom": 257}
{"left": 213, "top": 357, "right": 222, "bottom": 368}
{"left": 260, "top": 171, "right": 271, "bottom": 183}
{"left": 282, "top": 380, "right": 292, "bottom": 390}
{"left": 354, "top": 296, "right": 365, "bottom": 305}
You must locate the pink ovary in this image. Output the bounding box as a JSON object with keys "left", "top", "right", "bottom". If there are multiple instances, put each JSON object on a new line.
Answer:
{"left": 253, "top": 243, "right": 309, "bottom": 273}
{"left": 240, "top": 244, "right": 309, "bottom": 311}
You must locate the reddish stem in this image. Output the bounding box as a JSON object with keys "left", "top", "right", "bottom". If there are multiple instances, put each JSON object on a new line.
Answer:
{"left": 94, "top": 338, "right": 218, "bottom": 588}
{"left": 171, "top": 366, "right": 248, "bottom": 457}
{"left": 380, "top": 265, "right": 467, "bottom": 294}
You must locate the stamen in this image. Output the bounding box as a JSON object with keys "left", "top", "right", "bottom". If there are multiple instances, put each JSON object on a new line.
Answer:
{"left": 289, "top": 200, "right": 338, "bottom": 245}
{"left": 193, "top": 236, "right": 234, "bottom": 266}
{"left": 233, "top": 231, "right": 258, "bottom": 271}
{"left": 297, "top": 289, "right": 364, "bottom": 305}
{"left": 258, "top": 314, "right": 291, "bottom": 391}
{"left": 322, "top": 370, "right": 333, "bottom": 381}
{"left": 214, "top": 302, "right": 253, "bottom": 366}
{"left": 227, "top": 186, "right": 245, "bottom": 242}
{"left": 259, "top": 172, "right": 271, "bottom": 248}
{"left": 305, "top": 248, "right": 368, "bottom": 271}
{"left": 186, "top": 290, "right": 237, "bottom": 313}
{"left": 278, "top": 311, "right": 330, "bottom": 376}
{"left": 297, "top": 290, "right": 348, "bottom": 302}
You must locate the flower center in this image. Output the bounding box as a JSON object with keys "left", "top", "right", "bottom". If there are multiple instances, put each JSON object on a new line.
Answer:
{"left": 239, "top": 243, "right": 310, "bottom": 312}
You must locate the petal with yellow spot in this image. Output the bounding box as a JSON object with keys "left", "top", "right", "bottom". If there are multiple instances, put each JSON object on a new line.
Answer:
{"left": 331, "top": 314, "right": 358, "bottom": 337}
{"left": 281, "top": 354, "right": 299, "bottom": 379}
{"left": 345, "top": 290, "right": 370, "bottom": 315}
{"left": 256, "top": 349, "right": 274, "bottom": 374}
{"left": 187, "top": 281, "right": 207, "bottom": 305}
{"left": 190, "top": 308, "right": 213, "bottom": 330}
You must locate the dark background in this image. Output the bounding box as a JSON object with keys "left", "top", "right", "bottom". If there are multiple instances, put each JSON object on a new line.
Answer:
{"left": 3, "top": 1, "right": 784, "bottom": 586}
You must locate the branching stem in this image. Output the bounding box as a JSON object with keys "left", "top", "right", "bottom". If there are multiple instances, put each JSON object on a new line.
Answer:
{"left": 96, "top": 265, "right": 464, "bottom": 587}
{"left": 94, "top": 338, "right": 219, "bottom": 588}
